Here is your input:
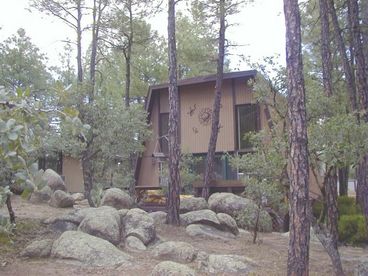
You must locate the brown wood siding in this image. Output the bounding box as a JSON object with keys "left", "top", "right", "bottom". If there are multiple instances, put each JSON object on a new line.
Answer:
{"left": 62, "top": 156, "right": 84, "bottom": 193}
{"left": 137, "top": 93, "right": 160, "bottom": 187}
{"left": 179, "top": 80, "right": 235, "bottom": 153}
{"left": 234, "top": 78, "right": 255, "bottom": 105}
{"left": 160, "top": 89, "right": 169, "bottom": 113}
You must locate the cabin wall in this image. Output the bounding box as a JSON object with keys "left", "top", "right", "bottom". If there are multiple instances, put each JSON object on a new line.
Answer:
{"left": 62, "top": 156, "right": 84, "bottom": 193}
{"left": 137, "top": 93, "right": 160, "bottom": 187}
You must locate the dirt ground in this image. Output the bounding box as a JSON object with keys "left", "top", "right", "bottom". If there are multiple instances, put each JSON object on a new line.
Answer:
{"left": 0, "top": 196, "right": 367, "bottom": 276}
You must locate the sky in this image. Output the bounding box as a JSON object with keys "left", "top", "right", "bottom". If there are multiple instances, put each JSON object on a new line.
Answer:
{"left": 0, "top": 0, "right": 286, "bottom": 71}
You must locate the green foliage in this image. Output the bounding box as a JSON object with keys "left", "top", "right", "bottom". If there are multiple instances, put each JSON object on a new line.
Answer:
{"left": 236, "top": 204, "right": 273, "bottom": 233}
{"left": 0, "top": 29, "right": 52, "bottom": 96}
{"left": 338, "top": 196, "right": 361, "bottom": 216}
{"left": 338, "top": 215, "right": 368, "bottom": 245}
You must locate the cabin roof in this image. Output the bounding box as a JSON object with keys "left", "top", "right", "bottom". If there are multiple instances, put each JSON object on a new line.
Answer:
{"left": 145, "top": 70, "right": 257, "bottom": 111}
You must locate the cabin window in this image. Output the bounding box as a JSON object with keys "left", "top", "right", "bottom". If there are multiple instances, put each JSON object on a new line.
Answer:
{"left": 159, "top": 113, "right": 169, "bottom": 155}
{"left": 192, "top": 154, "right": 237, "bottom": 180}
{"left": 236, "top": 104, "right": 259, "bottom": 150}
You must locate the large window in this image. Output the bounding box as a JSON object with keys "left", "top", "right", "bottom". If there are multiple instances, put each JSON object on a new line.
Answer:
{"left": 236, "top": 104, "right": 259, "bottom": 150}
{"left": 192, "top": 154, "right": 237, "bottom": 180}
{"left": 159, "top": 113, "right": 169, "bottom": 155}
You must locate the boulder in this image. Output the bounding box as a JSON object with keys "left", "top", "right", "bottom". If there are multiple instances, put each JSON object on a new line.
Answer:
{"left": 101, "top": 188, "right": 134, "bottom": 210}
{"left": 49, "top": 190, "right": 74, "bottom": 208}
{"left": 217, "top": 213, "right": 239, "bottom": 235}
{"left": 118, "top": 209, "right": 129, "bottom": 219}
{"left": 149, "top": 211, "right": 167, "bottom": 225}
{"left": 153, "top": 241, "right": 197, "bottom": 263}
{"left": 206, "top": 254, "right": 254, "bottom": 274}
{"left": 150, "top": 261, "right": 196, "bottom": 276}
{"left": 186, "top": 224, "right": 236, "bottom": 240}
{"left": 78, "top": 206, "right": 121, "bottom": 245}
{"left": 123, "top": 208, "right": 156, "bottom": 245}
{"left": 51, "top": 231, "right": 131, "bottom": 267}
{"left": 208, "top": 192, "right": 256, "bottom": 217}
{"left": 29, "top": 185, "right": 52, "bottom": 204}
{"left": 43, "top": 169, "right": 66, "bottom": 192}
{"left": 71, "top": 193, "right": 84, "bottom": 201}
{"left": 20, "top": 239, "right": 54, "bottom": 258}
{"left": 180, "top": 197, "right": 208, "bottom": 214}
{"left": 354, "top": 261, "right": 368, "bottom": 276}
{"left": 125, "top": 236, "right": 147, "bottom": 251}
{"left": 180, "top": 210, "right": 220, "bottom": 227}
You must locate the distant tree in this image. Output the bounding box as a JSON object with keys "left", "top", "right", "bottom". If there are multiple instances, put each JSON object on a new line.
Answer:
{"left": 283, "top": 0, "right": 310, "bottom": 275}
{"left": 0, "top": 29, "right": 51, "bottom": 97}
{"left": 166, "top": 0, "right": 181, "bottom": 225}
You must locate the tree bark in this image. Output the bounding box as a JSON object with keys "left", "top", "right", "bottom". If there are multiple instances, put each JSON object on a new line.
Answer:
{"left": 283, "top": 0, "right": 310, "bottom": 275}
{"left": 338, "top": 167, "right": 349, "bottom": 196}
{"left": 82, "top": 146, "right": 96, "bottom": 207}
{"left": 328, "top": 0, "right": 357, "bottom": 113}
{"left": 347, "top": 0, "right": 368, "bottom": 229}
{"left": 202, "top": 0, "right": 226, "bottom": 200}
{"left": 318, "top": 3, "right": 344, "bottom": 273}
{"left": 125, "top": 0, "right": 133, "bottom": 108}
{"left": 166, "top": 0, "right": 181, "bottom": 225}
{"left": 6, "top": 194, "right": 15, "bottom": 224}
{"left": 77, "top": 0, "right": 83, "bottom": 84}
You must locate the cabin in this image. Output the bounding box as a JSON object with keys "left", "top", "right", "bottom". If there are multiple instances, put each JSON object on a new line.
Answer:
{"left": 135, "top": 70, "right": 322, "bottom": 198}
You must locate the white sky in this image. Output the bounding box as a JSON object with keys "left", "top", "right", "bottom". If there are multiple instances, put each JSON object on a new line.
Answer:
{"left": 0, "top": 0, "right": 286, "bottom": 71}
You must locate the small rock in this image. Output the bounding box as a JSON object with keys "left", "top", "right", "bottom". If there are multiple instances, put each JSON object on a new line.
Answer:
{"left": 180, "top": 197, "right": 208, "bottom": 214}
{"left": 101, "top": 188, "right": 134, "bottom": 210}
{"left": 49, "top": 190, "right": 74, "bottom": 208}
{"left": 149, "top": 211, "right": 167, "bottom": 225}
{"left": 123, "top": 208, "right": 156, "bottom": 245}
{"left": 78, "top": 206, "right": 121, "bottom": 245}
{"left": 29, "top": 186, "right": 52, "bottom": 203}
{"left": 125, "top": 236, "right": 147, "bottom": 251}
{"left": 217, "top": 213, "right": 239, "bottom": 235}
{"left": 186, "top": 224, "right": 236, "bottom": 240}
{"left": 153, "top": 241, "right": 197, "bottom": 263}
{"left": 51, "top": 231, "right": 131, "bottom": 267}
{"left": 207, "top": 254, "right": 254, "bottom": 274}
{"left": 180, "top": 210, "right": 220, "bottom": 227}
{"left": 71, "top": 193, "right": 84, "bottom": 201}
{"left": 20, "top": 239, "right": 54, "bottom": 258}
{"left": 43, "top": 169, "right": 66, "bottom": 192}
{"left": 150, "top": 261, "right": 196, "bottom": 276}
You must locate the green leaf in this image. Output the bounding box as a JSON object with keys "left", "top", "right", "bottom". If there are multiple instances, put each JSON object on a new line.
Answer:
{"left": 7, "top": 151, "right": 16, "bottom": 157}
{"left": 6, "top": 119, "right": 16, "bottom": 129}
{"left": 8, "top": 132, "right": 18, "bottom": 141}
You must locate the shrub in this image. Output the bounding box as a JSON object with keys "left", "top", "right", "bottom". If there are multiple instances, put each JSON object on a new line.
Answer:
{"left": 337, "top": 196, "right": 361, "bottom": 216}
{"left": 236, "top": 205, "right": 273, "bottom": 233}
{"left": 338, "top": 215, "right": 368, "bottom": 245}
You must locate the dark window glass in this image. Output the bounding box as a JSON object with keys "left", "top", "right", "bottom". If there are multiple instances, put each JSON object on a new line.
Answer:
{"left": 159, "top": 113, "right": 169, "bottom": 155}
{"left": 237, "top": 104, "right": 258, "bottom": 149}
{"left": 192, "top": 154, "right": 236, "bottom": 180}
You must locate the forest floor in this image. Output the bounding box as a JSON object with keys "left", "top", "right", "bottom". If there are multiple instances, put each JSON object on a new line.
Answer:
{"left": 0, "top": 195, "right": 367, "bottom": 276}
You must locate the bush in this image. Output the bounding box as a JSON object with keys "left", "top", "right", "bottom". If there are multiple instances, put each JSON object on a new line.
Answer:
{"left": 338, "top": 215, "right": 368, "bottom": 245}
{"left": 236, "top": 205, "right": 273, "bottom": 233}
{"left": 337, "top": 196, "right": 361, "bottom": 216}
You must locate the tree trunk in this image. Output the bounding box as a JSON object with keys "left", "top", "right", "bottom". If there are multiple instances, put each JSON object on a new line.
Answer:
{"left": 6, "top": 194, "right": 15, "bottom": 224}
{"left": 77, "top": 0, "right": 83, "bottom": 84}
{"left": 328, "top": 0, "right": 357, "bottom": 113}
{"left": 90, "top": 0, "right": 98, "bottom": 99}
{"left": 166, "top": 0, "right": 181, "bottom": 225}
{"left": 202, "top": 0, "right": 226, "bottom": 200}
{"left": 311, "top": 220, "right": 345, "bottom": 276}
{"left": 82, "top": 147, "right": 96, "bottom": 207}
{"left": 338, "top": 167, "right": 349, "bottom": 196}
{"left": 318, "top": 3, "right": 344, "bottom": 272}
{"left": 125, "top": 0, "right": 133, "bottom": 108}
{"left": 324, "top": 169, "right": 339, "bottom": 248}
{"left": 283, "top": 0, "right": 310, "bottom": 275}
{"left": 347, "top": 0, "right": 368, "bottom": 228}
{"left": 253, "top": 206, "right": 260, "bottom": 244}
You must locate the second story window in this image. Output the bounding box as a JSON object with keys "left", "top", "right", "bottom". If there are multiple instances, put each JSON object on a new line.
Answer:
{"left": 236, "top": 104, "right": 259, "bottom": 150}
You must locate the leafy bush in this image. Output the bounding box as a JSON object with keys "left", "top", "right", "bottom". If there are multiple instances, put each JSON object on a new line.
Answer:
{"left": 236, "top": 205, "right": 273, "bottom": 233}
{"left": 338, "top": 215, "right": 368, "bottom": 245}
{"left": 337, "top": 196, "right": 361, "bottom": 216}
